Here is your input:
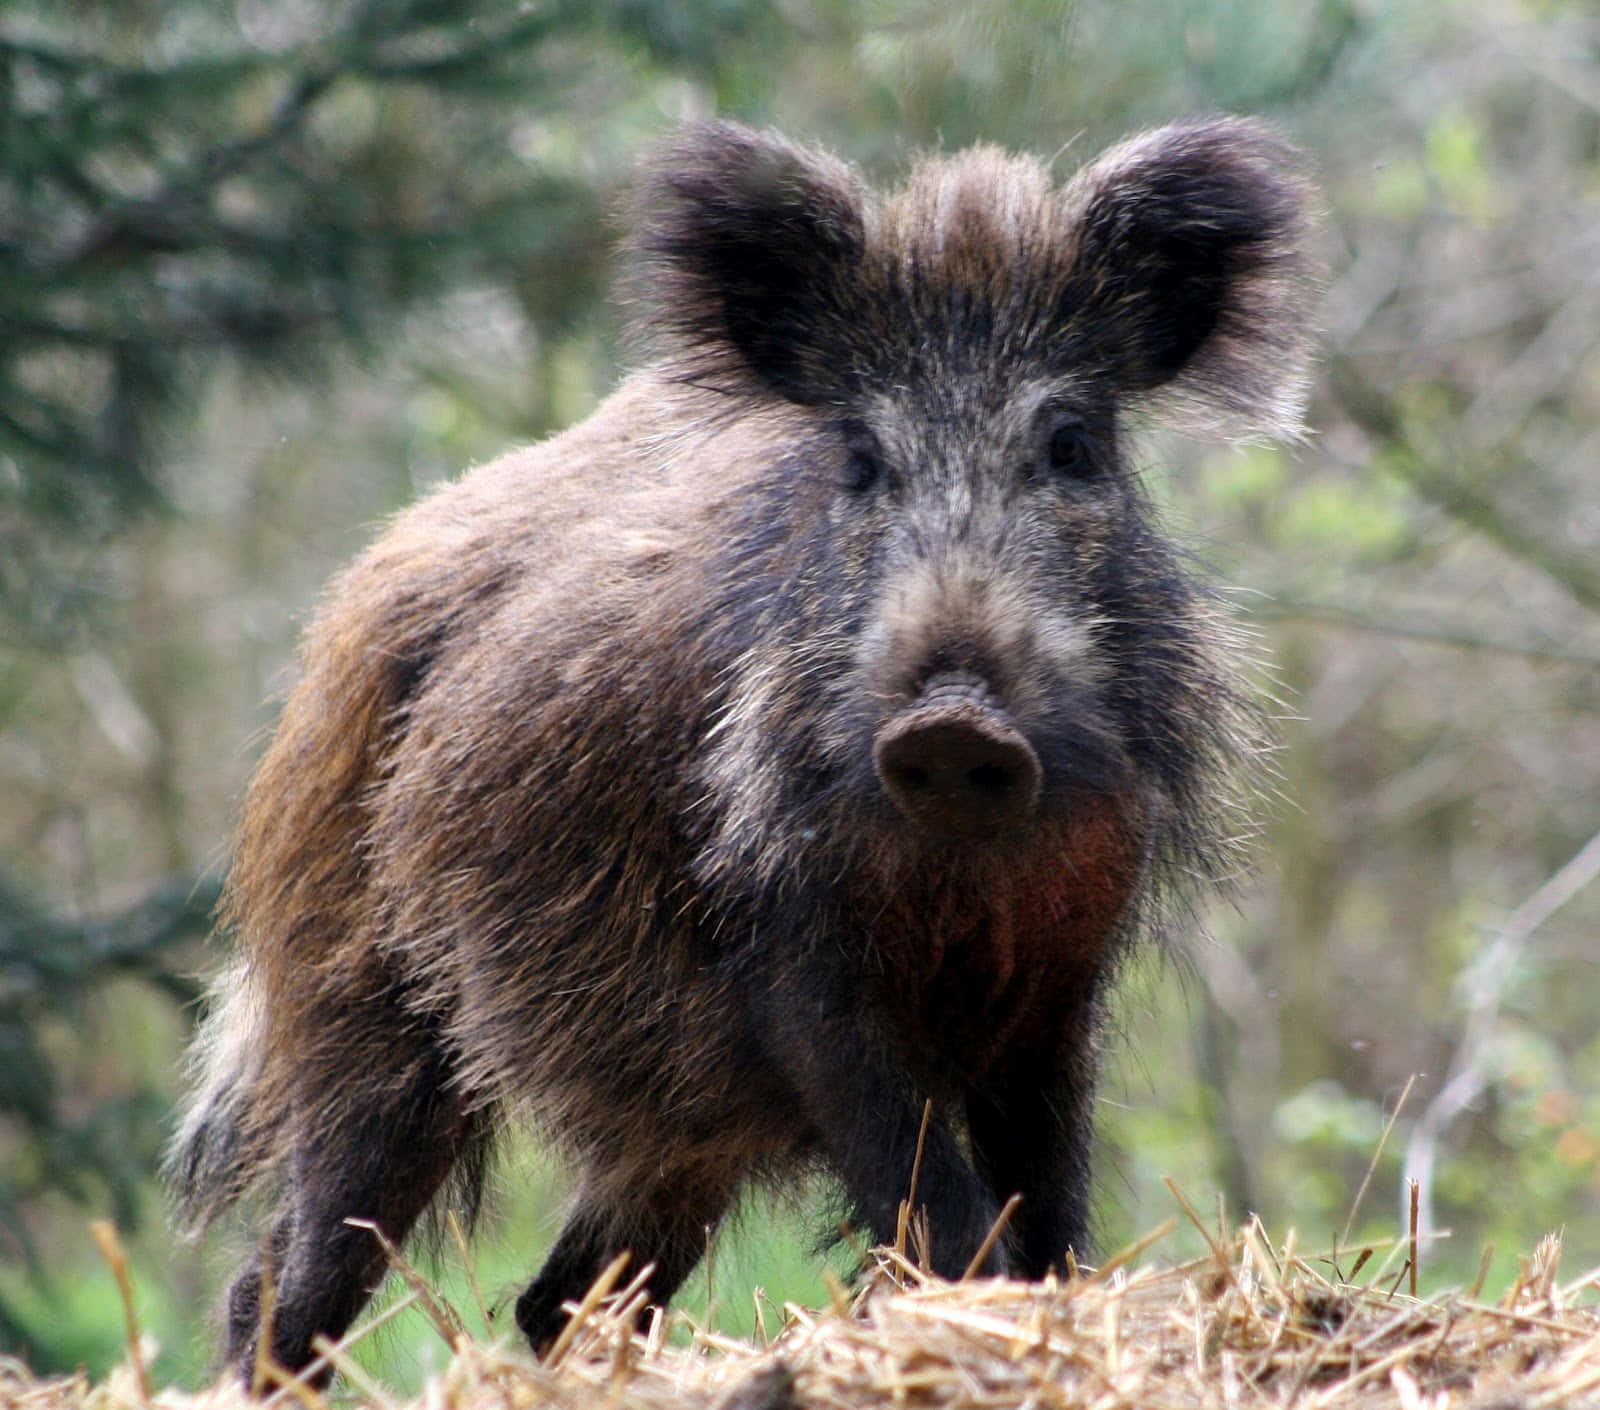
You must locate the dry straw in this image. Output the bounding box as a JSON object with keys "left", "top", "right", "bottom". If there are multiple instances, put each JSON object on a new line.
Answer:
{"left": 20, "top": 1195, "right": 1600, "bottom": 1410}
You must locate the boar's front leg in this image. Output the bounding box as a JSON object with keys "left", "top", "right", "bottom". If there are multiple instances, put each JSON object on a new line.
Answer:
{"left": 966, "top": 996, "right": 1105, "bottom": 1277}
{"left": 755, "top": 963, "right": 1007, "bottom": 1279}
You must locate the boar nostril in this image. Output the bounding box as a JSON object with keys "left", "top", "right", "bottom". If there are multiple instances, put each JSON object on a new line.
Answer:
{"left": 874, "top": 704, "right": 1041, "bottom": 839}
{"left": 893, "top": 763, "right": 931, "bottom": 791}
{"left": 967, "top": 762, "right": 1010, "bottom": 795}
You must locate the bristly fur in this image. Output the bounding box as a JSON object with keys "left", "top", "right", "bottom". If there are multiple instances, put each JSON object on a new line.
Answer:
{"left": 169, "top": 118, "right": 1320, "bottom": 1384}
{"left": 631, "top": 117, "right": 1316, "bottom": 437}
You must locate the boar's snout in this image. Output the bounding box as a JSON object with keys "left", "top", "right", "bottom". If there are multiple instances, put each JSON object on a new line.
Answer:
{"left": 873, "top": 674, "right": 1041, "bottom": 839}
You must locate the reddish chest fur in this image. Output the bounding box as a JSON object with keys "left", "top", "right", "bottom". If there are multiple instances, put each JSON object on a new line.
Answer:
{"left": 865, "top": 801, "right": 1144, "bottom": 1074}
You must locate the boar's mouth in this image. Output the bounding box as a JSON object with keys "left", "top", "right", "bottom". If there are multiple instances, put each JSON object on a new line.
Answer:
{"left": 872, "top": 672, "right": 1042, "bottom": 840}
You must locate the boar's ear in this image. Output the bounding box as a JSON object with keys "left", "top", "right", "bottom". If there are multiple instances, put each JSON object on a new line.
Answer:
{"left": 630, "top": 122, "right": 868, "bottom": 404}
{"left": 1059, "top": 117, "right": 1319, "bottom": 441}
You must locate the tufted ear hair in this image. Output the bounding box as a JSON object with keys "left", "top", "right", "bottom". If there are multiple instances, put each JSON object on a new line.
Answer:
{"left": 1057, "top": 117, "right": 1320, "bottom": 442}
{"left": 629, "top": 121, "right": 869, "bottom": 404}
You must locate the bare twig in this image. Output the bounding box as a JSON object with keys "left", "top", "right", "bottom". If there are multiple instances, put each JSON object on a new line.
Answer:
{"left": 1253, "top": 596, "right": 1600, "bottom": 667}
{"left": 1409, "top": 1180, "right": 1420, "bottom": 1300}
{"left": 1404, "top": 827, "right": 1600, "bottom": 1238}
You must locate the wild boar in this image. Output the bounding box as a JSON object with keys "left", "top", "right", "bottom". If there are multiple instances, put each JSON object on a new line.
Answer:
{"left": 170, "top": 116, "right": 1317, "bottom": 1381}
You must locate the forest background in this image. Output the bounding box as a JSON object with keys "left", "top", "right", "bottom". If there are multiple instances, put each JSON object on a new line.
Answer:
{"left": 2, "top": 0, "right": 1597, "bottom": 1389}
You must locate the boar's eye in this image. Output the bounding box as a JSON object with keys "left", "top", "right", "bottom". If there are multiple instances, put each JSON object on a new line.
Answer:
{"left": 1043, "top": 416, "right": 1102, "bottom": 481}
{"left": 841, "top": 441, "right": 884, "bottom": 495}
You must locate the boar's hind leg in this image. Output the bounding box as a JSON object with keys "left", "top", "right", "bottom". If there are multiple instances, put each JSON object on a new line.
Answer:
{"left": 515, "top": 1176, "right": 736, "bottom": 1356}
{"left": 224, "top": 1046, "right": 476, "bottom": 1385}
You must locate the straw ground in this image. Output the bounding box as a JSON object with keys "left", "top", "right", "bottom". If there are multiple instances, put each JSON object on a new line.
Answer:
{"left": 22, "top": 1188, "right": 1600, "bottom": 1410}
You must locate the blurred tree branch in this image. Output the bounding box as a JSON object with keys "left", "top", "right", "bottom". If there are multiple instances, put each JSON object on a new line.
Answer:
{"left": 1403, "top": 827, "right": 1600, "bottom": 1241}
{"left": 1327, "top": 359, "right": 1600, "bottom": 614}
{"left": 1254, "top": 596, "right": 1600, "bottom": 667}
{"left": 0, "top": 870, "right": 217, "bottom": 1239}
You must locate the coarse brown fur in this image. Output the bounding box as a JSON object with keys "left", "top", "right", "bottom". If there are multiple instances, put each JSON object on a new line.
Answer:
{"left": 170, "top": 117, "right": 1319, "bottom": 1383}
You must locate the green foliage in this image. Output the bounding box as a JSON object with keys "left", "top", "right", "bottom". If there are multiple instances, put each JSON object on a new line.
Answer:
{"left": 0, "top": 873, "right": 214, "bottom": 1366}
{"left": 1425, "top": 108, "right": 1494, "bottom": 220}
